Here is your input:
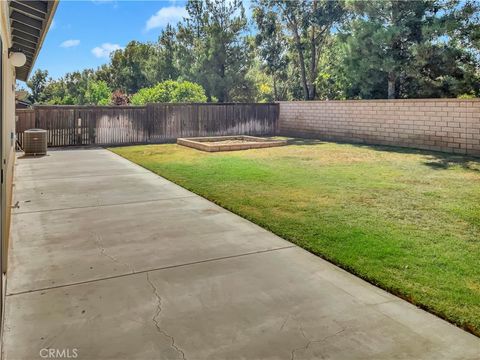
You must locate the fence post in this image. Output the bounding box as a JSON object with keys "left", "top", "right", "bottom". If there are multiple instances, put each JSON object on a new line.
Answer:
{"left": 275, "top": 103, "right": 280, "bottom": 135}
{"left": 89, "top": 111, "right": 95, "bottom": 145}
{"left": 72, "top": 108, "right": 78, "bottom": 145}
{"left": 34, "top": 106, "right": 39, "bottom": 128}
{"left": 146, "top": 104, "right": 152, "bottom": 143}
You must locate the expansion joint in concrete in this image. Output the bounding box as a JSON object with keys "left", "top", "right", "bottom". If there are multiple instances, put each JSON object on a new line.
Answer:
{"left": 12, "top": 196, "right": 197, "bottom": 215}
{"left": 6, "top": 246, "right": 297, "bottom": 297}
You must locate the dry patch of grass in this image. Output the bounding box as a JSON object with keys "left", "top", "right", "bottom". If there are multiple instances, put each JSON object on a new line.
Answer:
{"left": 111, "top": 139, "right": 480, "bottom": 336}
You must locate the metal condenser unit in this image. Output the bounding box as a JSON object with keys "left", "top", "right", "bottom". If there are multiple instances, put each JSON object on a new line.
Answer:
{"left": 23, "top": 129, "right": 47, "bottom": 155}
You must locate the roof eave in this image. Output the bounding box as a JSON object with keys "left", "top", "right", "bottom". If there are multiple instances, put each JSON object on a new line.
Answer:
{"left": 12, "top": 0, "right": 59, "bottom": 81}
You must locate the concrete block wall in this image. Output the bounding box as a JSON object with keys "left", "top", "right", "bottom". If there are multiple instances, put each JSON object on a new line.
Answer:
{"left": 278, "top": 99, "right": 480, "bottom": 156}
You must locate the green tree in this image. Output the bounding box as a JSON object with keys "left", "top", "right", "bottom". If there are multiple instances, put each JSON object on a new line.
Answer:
{"left": 110, "top": 41, "right": 157, "bottom": 94}
{"left": 177, "top": 0, "right": 252, "bottom": 102}
{"left": 63, "top": 69, "right": 96, "bottom": 104}
{"left": 404, "top": 42, "right": 480, "bottom": 98}
{"left": 45, "top": 70, "right": 95, "bottom": 104}
{"left": 147, "top": 24, "right": 180, "bottom": 83}
{"left": 253, "top": 4, "right": 289, "bottom": 100}
{"left": 85, "top": 80, "right": 111, "bottom": 105}
{"left": 130, "top": 80, "right": 207, "bottom": 105}
{"left": 342, "top": 1, "right": 433, "bottom": 99}
{"left": 244, "top": 59, "right": 275, "bottom": 102}
{"left": 315, "top": 35, "right": 349, "bottom": 100}
{"left": 43, "top": 80, "right": 69, "bottom": 104}
{"left": 340, "top": 0, "right": 480, "bottom": 99}
{"left": 25, "top": 1, "right": 480, "bottom": 103}
{"left": 256, "top": 0, "right": 345, "bottom": 100}
{"left": 26, "top": 69, "right": 50, "bottom": 103}
{"left": 95, "top": 64, "right": 115, "bottom": 85}
{"left": 442, "top": 0, "right": 480, "bottom": 52}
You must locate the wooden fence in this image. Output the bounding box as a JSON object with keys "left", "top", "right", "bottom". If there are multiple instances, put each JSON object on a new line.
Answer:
{"left": 15, "top": 103, "right": 279, "bottom": 147}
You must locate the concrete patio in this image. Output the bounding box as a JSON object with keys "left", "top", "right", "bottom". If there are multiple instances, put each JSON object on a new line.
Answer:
{"left": 2, "top": 148, "right": 479, "bottom": 359}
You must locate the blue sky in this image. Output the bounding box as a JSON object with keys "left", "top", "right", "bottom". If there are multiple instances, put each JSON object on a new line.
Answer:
{"left": 31, "top": 0, "right": 191, "bottom": 80}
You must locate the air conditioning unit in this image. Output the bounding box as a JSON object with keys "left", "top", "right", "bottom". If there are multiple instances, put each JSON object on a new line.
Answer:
{"left": 23, "top": 129, "right": 47, "bottom": 156}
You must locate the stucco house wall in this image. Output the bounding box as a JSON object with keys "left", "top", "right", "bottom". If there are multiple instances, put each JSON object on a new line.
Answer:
{"left": 1, "top": 1, "right": 19, "bottom": 276}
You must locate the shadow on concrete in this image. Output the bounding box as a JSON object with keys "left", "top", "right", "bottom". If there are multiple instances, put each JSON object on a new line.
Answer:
{"left": 16, "top": 154, "right": 48, "bottom": 160}
{"left": 16, "top": 146, "right": 106, "bottom": 160}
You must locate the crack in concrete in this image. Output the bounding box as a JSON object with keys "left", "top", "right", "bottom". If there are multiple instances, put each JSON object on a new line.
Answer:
{"left": 92, "top": 232, "right": 135, "bottom": 274}
{"left": 280, "top": 315, "right": 291, "bottom": 331}
{"left": 146, "top": 272, "right": 187, "bottom": 360}
{"left": 291, "top": 326, "right": 346, "bottom": 360}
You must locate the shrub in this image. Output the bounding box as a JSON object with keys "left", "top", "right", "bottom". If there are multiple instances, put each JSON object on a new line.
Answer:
{"left": 111, "top": 90, "right": 130, "bottom": 106}
{"left": 85, "top": 80, "right": 111, "bottom": 105}
{"left": 131, "top": 80, "right": 207, "bottom": 105}
{"left": 457, "top": 92, "right": 477, "bottom": 99}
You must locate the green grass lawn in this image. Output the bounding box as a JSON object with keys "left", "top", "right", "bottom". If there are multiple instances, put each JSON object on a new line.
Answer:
{"left": 111, "top": 139, "right": 480, "bottom": 336}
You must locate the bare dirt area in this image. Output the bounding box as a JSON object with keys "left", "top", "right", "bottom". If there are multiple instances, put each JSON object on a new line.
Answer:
{"left": 177, "top": 135, "right": 287, "bottom": 152}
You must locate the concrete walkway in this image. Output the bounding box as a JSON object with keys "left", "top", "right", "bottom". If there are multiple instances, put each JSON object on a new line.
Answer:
{"left": 3, "top": 148, "right": 479, "bottom": 360}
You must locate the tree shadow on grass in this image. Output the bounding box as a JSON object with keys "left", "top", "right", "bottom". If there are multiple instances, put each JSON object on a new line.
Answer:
{"left": 349, "top": 143, "right": 480, "bottom": 173}
{"left": 422, "top": 155, "right": 480, "bottom": 172}
{"left": 284, "top": 138, "right": 326, "bottom": 146}
{"left": 279, "top": 137, "right": 480, "bottom": 173}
